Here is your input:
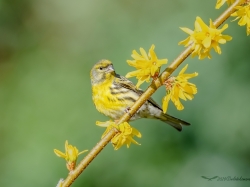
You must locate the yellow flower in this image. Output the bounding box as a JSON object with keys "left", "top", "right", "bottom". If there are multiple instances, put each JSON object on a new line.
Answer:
{"left": 96, "top": 120, "right": 119, "bottom": 138}
{"left": 231, "top": 3, "right": 250, "bottom": 35}
{"left": 126, "top": 45, "right": 168, "bottom": 88}
{"left": 215, "top": 0, "right": 245, "bottom": 9}
{"left": 112, "top": 122, "right": 141, "bottom": 150}
{"left": 162, "top": 64, "right": 198, "bottom": 113}
{"left": 54, "top": 140, "right": 88, "bottom": 171}
{"left": 179, "top": 17, "right": 232, "bottom": 59}
{"left": 216, "top": 0, "right": 235, "bottom": 9}
{"left": 97, "top": 121, "right": 141, "bottom": 150}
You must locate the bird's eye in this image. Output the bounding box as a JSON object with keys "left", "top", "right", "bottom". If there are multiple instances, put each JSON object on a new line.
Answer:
{"left": 99, "top": 67, "right": 103, "bottom": 70}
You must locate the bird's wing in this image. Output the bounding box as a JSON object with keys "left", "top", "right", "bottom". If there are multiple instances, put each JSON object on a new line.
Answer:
{"left": 114, "top": 74, "right": 163, "bottom": 110}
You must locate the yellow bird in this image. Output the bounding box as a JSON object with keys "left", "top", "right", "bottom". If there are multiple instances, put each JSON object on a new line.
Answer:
{"left": 90, "top": 59, "right": 190, "bottom": 131}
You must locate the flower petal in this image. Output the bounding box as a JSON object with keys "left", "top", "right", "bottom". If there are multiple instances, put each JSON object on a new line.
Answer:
{"left": 54, "top": 149, "right": 67, "bottom": 158}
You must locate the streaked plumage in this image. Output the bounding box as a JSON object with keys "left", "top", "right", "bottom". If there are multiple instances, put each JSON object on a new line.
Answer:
{"left": 90, "top": 59, "right": 190, "bottom": 131}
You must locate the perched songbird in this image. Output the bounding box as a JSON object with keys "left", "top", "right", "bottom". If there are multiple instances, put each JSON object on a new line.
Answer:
{"left": 90, "top": 59, "right": 190, "bottom": 131}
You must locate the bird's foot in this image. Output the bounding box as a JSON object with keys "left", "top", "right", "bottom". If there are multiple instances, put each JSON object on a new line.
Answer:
{"left": 114, "top": 107, "right": 132, "bottom": 124}
{"left": 125, "top": 107, "right": 132, "bottom": 117}
{"left": 124, "top": 107, "right": 130, "bottom": 113}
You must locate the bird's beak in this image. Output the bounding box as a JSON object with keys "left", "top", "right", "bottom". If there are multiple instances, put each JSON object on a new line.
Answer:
{"left": 106, "top": 65, "right": 115, "bottom": 73}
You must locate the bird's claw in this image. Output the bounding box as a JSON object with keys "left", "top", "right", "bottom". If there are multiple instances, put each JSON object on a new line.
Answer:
{"left": 125, "top": 107, "right": 132, "bottom": 117}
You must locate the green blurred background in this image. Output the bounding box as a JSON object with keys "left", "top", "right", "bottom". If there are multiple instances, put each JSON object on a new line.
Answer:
{"left": 1, "top": 0, "right": 250, "bottom": 186}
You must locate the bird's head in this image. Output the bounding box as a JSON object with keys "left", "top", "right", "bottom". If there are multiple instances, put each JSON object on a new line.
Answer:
{"left": 90, "top": 59, "right": 115, "bottom": 85}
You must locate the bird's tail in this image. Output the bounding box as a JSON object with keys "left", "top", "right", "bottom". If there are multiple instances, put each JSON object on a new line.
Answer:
{"left": 159, "top": 113, "right": 190, "bottom": 131}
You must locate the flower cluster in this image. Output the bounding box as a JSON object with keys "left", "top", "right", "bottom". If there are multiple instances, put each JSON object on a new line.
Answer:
{"left": 179, "top": 17, "right": 232, "bottom": 59}
{"left": 231, "top": 2, "right": 250, "bottom": 35}
{"left": 54, "top": 140, "right": 88, "bottom": 171}
{"left": 162, "top": 65, "right": 198, "bottom": 113}
{"left": 97, "top": 121, "right": 141, "bottom": 150}
{"left": 125, "top": 45, "right": 167, "bottom": 88}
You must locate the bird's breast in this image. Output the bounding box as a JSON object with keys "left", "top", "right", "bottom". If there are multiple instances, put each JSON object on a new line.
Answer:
{"left": 92, "top": 81, "right": 134, "bottom": 119}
